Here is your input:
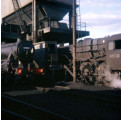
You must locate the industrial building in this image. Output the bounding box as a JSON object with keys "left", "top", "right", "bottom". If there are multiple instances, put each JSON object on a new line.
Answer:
{"left": 1, "top": 0, "right": 89, "bottom": 44}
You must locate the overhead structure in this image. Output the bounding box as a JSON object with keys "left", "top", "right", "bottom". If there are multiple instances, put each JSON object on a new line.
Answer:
{"left": 12, "top": 0, "right": 26, "bottom": 34}
{"left": 2, "top": 0, "right": 90, "bottom": 43}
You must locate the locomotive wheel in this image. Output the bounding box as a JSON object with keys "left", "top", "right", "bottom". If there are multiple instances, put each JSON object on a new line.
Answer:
{"left": 81, "top": 64, "right": 95, "bottom": 85}
{"left": 95, "top": 63, "right": 105, "bottom": 84}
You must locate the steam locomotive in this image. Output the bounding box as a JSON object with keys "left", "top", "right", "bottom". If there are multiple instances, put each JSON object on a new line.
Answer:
{"left": 58, "top": 33, "right": 121, "bottom": 84}
{"left": 1, "top": 39, "right": 62, "bottom": 84}
{"left": 1, "top": 40, "right": 41, "bottom": 83}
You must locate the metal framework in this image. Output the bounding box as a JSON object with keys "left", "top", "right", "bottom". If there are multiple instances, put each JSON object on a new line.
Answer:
{"left": 12, "top": 0, "right": 26, "bottom": 33}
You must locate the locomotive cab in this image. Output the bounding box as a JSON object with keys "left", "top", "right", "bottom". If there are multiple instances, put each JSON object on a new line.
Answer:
{"left": 106, "top": 35, "right": 121, "bottom": 75}
{"left": 47, "top": 42, "right": 59, "bottom": 67}
{"left": 34, "top": 41, "right": 59, "bottom": 71}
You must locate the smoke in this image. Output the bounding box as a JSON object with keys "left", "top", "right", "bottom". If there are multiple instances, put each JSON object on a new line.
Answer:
{"left": 101, "top": 66, "right": 121, "bottom": 89}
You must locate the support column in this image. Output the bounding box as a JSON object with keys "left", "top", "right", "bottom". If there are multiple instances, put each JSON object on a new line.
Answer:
{"left": 32, "top": 0, "right": 37, "bottom": 43}
{"left": 72, "top": 0, "right": 76, "bottom": 82}
{"left": 69, "top": 10, "right": 72, "bottom": 29}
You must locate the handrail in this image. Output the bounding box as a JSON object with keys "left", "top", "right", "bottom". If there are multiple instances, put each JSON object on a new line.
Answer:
{"left": 63, "top": 55, "right": 72, "bottom": 62}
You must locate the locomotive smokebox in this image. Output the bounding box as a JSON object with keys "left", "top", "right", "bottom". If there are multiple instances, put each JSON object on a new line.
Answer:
{"left": 1, "top": 41, "right": 35, "bottom": 62}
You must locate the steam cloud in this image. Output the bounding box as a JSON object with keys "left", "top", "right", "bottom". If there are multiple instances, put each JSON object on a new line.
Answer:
{"left": 101, "top": 66, "right": 121, "bottom": 89}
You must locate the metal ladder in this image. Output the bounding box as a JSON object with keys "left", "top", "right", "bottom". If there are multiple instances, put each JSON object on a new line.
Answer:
{"left": 76, "top": 0, "right": 86, "bottom": 38}
{"left": 76, "top": 0, "right": 82, "bottom": 38}
{"left": 12, "top": 0, "right": 26, "bottom": 33}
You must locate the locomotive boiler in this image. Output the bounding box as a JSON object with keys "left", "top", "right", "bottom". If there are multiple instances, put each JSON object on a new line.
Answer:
{"left": 1, "top": 40, "right": 36, "bottom": 79}
{"left": 1, "top": 40, "right": 34, "bottom": 62}
{"left": 58, "top": 33, "right": 121, "bottom": 84}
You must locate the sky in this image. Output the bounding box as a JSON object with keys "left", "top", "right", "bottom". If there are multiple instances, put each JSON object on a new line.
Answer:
{"left": 62, "top": 0, "right": 121, "bottom": 39}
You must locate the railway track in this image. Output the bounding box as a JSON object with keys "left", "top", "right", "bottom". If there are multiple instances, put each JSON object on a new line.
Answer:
{"left": 35, "top": 85, "right": 121, "bottom": 111}
{"left": 1, "top": 94, "right": 71, "bottom": 120}
{"left": 2, "top": 84, "right": 121, "bottom": 120}
{"left": 49, "top": 88, "right": 121, "bottom": 110}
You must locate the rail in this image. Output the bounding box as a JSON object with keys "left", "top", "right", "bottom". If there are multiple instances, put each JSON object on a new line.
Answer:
{"left": 51, "top": 89, "right": 121, "bottom": 110}
{"left": 1, "top": 94, "right": 71, "bottom": 120}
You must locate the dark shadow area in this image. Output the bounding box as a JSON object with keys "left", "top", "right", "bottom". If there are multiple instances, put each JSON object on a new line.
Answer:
{"left": 2, "top": 84, "right": 121, "bottom": 120}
